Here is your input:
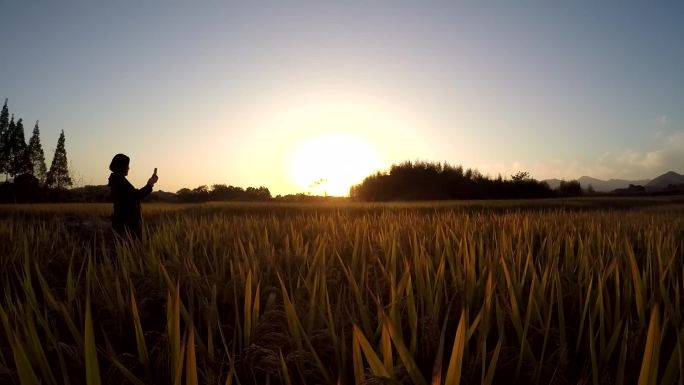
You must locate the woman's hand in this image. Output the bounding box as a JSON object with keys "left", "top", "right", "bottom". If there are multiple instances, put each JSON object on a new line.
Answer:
{"left": 148, "top": 168, "right": 159, "bottom": 186}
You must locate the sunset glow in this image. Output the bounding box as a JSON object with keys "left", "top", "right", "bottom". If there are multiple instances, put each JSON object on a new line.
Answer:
{"left": 1, "top": 2, "right": 682, "bottom": 193}
{"left": 290, "top": 133, "right": 382, "bottom": 196}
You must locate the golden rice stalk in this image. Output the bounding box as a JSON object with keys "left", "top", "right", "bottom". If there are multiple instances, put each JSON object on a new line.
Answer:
{"left": 444, "top": 310, "right": 467, "bottom": 385}
{"left": 278, "top": 350, "right": 293, "bottom": 385}
{"left": 277, "top": 274, "right": 331, "bottom": 383}
{"left": 0, "top": 306, "right": 40, "bottom": 385}
{"left": 383, "top": 313, "right": 427, "bottom": 385}
{"left": 626, "top": 241, "right": 646, "bottom": 324}
{"left": 352, "top": 325, "right": 364, "bottom": 385}
{"left": 381, "top": 319, "right": 394, "bottom": 374}
{"left": 638, "top": 304, "right": 661, "bottom": 385}
{"left": 616, "top": 322, "right": 630, "bottom": 385}
{"left": 244, "top": 271, "right": 253, "bottom": 346}
{"left": 167, "top": 285, "right": 181, "bottom": 383}
{"left": 353, "top": 325, "right": 391, "bottom": 378}
{"left": 431, "top": 312, "right": 449, "bottom": 385}
{"left": 130, "top": 288, "right": 149, "bottom": 367}
{"left": 107, "top": 355, "right": 146, "bottom": 385}
{"left": 658, "top": 325, "right": 683, "bottom": 385}
{"left": 185, "top": 327, "right": 198, "bottom": 385}
{"left": 84, "top": 295, "right": 102, "bottom": 385}
{"left": 173, "top": 331, "right": 187, "bottom": 385}
{"left": 483, "top": 336, "right": 502, "bottom": 385}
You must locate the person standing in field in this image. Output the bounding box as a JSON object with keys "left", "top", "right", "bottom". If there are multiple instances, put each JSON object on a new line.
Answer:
{"left": 108, "top": 153, "right": 158, "bottom": 240}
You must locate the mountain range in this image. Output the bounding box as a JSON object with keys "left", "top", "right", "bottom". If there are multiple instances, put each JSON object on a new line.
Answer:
{"left": 543, "top": 171, "right": 684, "bottom": 192}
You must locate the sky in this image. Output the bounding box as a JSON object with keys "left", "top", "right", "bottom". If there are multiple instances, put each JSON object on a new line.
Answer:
{"left": 1, "top": 1, "right": 683, "bottom": 195}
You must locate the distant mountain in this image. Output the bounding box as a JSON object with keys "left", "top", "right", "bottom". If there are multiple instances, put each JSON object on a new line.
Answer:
{"left": 577, "top": 176, "right": 651, "bottom": 192}
{"left": 646, "top": 171, "right": 684, "bottom": 189}
{"left": 543, "top": 176, "right": 650, "bottom": 192}
{"left": 542, "top": 171, "right": 683, "bottom": 192}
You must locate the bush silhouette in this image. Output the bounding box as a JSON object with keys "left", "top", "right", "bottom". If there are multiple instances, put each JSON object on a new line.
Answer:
{"left": 350, "top": 161, "right": 555, "bottom": 201}
{"left": 557, "top": 180, "right": 583, "bottom": 197}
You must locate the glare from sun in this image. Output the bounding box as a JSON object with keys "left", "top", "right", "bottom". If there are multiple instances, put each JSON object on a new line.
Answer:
{"left": 290, "top": 133, "right": 382, "bottom": 196}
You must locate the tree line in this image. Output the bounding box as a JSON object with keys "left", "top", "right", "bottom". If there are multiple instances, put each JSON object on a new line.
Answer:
{"left": 0, "top": 99, "right": 72, "bottom": 187}
{"left": 31, "top": 183, "right": 272, "bottom": 203}
{"left": 175, "top": 184, "right": 271, "bottom": 202}
{"left": 349, "top": 161, "right": 579, "bottom": 201}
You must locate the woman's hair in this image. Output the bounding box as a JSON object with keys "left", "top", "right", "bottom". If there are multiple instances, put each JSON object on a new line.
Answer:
{"left": 109, "top": 153, "right": 130, "bottom": 174}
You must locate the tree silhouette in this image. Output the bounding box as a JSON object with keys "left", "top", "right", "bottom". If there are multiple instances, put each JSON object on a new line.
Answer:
{"left": 6, "top": 117, "right": 32, "bottom": 177}
{"left": 511, "top": 171, "right": 531, "bottom": 181}
{"left": 557, "top": 180, "right": 582, "bottom": 197}
{"left": 3, "top": 116, "right": 15, "bottom": 178}
{"left": 351, "top": 161, "right": 554, "bottom": 201}
{"left": 27, "top": 121, "right": 47, "bottom": 182}
{"left": 46, "top": 130, "right": 72, "bottom": 188}
{"left": 176, "top": 184, "right": 271, "bottom": 202}
{"left": 0, "top": 99, "right": 9, "bottom": 177}
{"left": 586, "top": 184, "right": 595, "bottom": 195}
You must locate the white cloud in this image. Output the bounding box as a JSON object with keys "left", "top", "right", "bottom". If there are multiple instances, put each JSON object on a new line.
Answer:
{"left": 478, "top": 130, "right": 684, "bottom": 181}
{"left": 658, "top": 114, "right": 671, "bottom": 125}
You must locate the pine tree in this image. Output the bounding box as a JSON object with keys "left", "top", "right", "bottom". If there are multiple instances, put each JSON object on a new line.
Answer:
{"left": 4, "top": 116, "right": 17, "bottom": 177}
{"left": 8, "top": 118, "right": 32, "bottom": 177}
{"left": 27, "top": 121, "right": 47, "bottom": 182}
{"left": 46, "top": 130, "right": 72, "bottom": 188}
{"left": 0, "top": 100, "right": 10, "bottom": 177}
{"left": 0, "top": 99, "right": 8, "bottom": 133}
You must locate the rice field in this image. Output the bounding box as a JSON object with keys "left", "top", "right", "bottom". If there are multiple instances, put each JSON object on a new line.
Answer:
{"left": 1, "top": 199, "right": 683, "bottom": 385}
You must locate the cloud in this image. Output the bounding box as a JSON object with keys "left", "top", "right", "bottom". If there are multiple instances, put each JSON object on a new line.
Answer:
{"left": 478, "top": 130, "right": 684, "bottom": 181}
{"left": 579, "top": 131, "right": 684, "bottom": 178}
{"left": 658, "top": 114, "right": 671, "bottom": 125}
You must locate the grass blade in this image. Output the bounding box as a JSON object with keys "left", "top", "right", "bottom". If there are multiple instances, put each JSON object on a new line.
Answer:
{"left": 444, "top": 310, "right": 467, "bottom": 385}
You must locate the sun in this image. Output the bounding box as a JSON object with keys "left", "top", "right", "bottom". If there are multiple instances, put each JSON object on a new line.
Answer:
{"left": 290, "top": 133, "right": 383, "bottom": 196}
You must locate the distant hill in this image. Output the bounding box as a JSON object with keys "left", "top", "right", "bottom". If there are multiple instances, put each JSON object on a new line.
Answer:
{"left": 543, "top": 176, "right": 650, "bottom": 192}
{"left": 543, "top": 171, "right": 683, "bottom": 192}
{"left": 646, "top": 171, "right": 684, "bottom": 189}
{"left": 577, "top": 176, "right": 651, "bottom": 192}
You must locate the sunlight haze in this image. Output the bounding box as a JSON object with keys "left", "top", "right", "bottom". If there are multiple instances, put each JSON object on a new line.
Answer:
{"left": 1, "top": 1, "right": 682, "bottom": 195}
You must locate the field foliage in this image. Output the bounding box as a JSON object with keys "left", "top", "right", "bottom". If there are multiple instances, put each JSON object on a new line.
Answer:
{"left": 0, "top": 200, "right": 683, "bottom": 385}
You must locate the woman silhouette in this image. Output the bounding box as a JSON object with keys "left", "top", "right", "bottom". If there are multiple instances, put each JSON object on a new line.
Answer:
{"left": 108, "top": 154, "right": 158, "bottom": 240}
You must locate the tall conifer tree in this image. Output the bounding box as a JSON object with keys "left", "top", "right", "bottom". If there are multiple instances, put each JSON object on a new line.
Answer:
{"left": 0, "top": 99, "right": 8, "bottom": 133}
{"left": 9, "top": 118, "right": 31, "bottom": 176}
{"left": 27, "top": 121, "right": 47, "bottom": 182}
{"left": 4, "top": 116, "right": 17, "bottom": 177}
{"left": 46, "top": 130, "right": 72, "bottom": 188}
{"left": 0, "top": 101, "right": 10, "bottom": 177}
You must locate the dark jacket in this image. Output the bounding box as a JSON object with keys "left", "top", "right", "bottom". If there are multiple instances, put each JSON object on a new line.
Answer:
{"left": 108, "top": 173, "right": 152, "bottom": 237}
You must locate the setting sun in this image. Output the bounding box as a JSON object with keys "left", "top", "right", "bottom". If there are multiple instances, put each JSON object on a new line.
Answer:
{"left": 290, "top": 133, "right": 382, "bottom": 196}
